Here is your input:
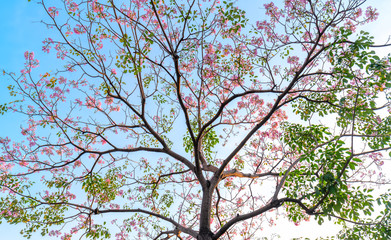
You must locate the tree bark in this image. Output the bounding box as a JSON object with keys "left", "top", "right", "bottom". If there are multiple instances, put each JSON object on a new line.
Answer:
{"left": 198, "top": 181, "right": 214, "bottom": 240}
{"left": 197, "top": 233, "right": 213, "bottom": 240}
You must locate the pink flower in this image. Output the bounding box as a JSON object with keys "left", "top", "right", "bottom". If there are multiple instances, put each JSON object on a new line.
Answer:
{"left": 48, "top": 7, "right": 59, "bottom": 18}
{"left": 68, "top": 2, "right": 79, "bottom": 12}
{"left": 365, "top": 6, "right": 379, "bottom": 21}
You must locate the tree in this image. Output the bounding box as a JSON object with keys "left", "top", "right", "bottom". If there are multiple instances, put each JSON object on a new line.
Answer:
{"left": 1, "top": 0, "right": 391, "bottom": 239}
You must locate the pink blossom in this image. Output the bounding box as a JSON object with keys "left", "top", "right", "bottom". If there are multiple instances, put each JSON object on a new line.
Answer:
{"left": 365, "top": 6, "right": 379, "bottom": 21}
{"left": 47, "top": 7, "right": 59, "bottom": 18}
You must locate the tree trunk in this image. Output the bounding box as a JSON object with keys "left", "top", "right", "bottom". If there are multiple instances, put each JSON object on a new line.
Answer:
{"left": 198, "top": 181, "right": 214, "bottom": 240}
{"left": 197, "top": 230, "right": 214, "bottom": 240}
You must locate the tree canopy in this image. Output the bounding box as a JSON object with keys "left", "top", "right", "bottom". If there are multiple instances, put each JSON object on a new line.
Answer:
{"left": 1, "top": 0, "right": 391, "bottom": 239}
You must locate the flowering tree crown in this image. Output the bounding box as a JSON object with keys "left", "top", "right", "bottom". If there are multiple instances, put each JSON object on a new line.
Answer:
{"left": 1, "top": 0, "right": 391, "bottom": 239}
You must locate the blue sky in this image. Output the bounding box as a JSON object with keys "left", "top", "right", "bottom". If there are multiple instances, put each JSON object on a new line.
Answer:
{"left": 0, "top": 1, "right": 47, "bottom": 139}
{"left": 0, "top": 2, "right": 46, "bottom": 239}
{"left": 1, "top": 1, "right": 391, "bottom": 239}
{"left": 0, "top": 1, "right": 45, "bottom": 71}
